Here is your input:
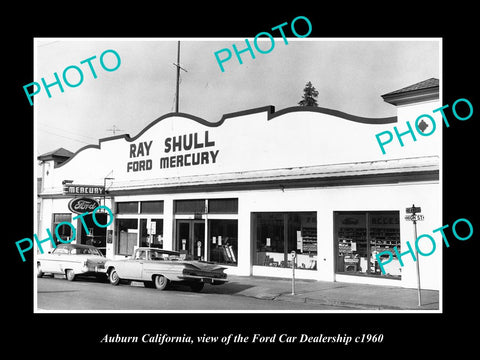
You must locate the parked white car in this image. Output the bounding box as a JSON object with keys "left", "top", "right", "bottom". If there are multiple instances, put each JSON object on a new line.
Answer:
{"left": 37, "top": 243, "right": 107, "bottom": 281}
{"left": 105, "top": 247, "right": 228, "bottom": 292}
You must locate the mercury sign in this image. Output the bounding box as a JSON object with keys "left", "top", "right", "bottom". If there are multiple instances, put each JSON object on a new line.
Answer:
{"left": 68, "top": 197, "right": 100, "bottom": 214}
{"left": 63, "top": 184, "right": 105, "bottom": 195}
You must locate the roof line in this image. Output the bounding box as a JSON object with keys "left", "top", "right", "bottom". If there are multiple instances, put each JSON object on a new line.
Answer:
{"left": 52, "top": 105, "right": 397, "bottom": 169}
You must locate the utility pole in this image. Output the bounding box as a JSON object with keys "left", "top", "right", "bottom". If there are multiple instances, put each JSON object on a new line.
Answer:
{"left": 173, "top": 41, "right": 188, "bottom": 113}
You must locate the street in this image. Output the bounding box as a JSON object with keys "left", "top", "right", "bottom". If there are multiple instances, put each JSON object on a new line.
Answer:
{"left": 36, "top": 276, "right": 358, "bottom": 311}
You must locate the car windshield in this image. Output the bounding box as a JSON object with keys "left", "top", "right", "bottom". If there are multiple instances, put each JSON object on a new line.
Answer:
{"left": 70, "top": 247, "right": 103, "bottom": 256}
{"left": 149, "top": 250, "right": 182, "bottom": 261}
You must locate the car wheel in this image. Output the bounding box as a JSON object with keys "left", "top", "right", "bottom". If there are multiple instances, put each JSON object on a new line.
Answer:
{"left": 65, "top": 269, "right": 76, "bottom": 281}
{"left": 109, "top": 269, "right": 120, "bottom": 286}
{"left": 37, "top": 263, "right": 44, "bottom": 278}
{"left": 190, "top": 282, "right": 204, "bottom": 292}
{"left": 153, "top": 275, "right": 169, "bottom": 290}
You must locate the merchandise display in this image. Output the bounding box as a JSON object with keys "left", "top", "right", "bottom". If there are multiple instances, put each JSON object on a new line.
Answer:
{"left": 336, "top": 212, "right": 400, "bottom": 278}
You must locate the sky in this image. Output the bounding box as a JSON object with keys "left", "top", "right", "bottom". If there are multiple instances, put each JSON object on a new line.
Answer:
{"left": 34, "top": 38, "right": 440, "bottom": 156}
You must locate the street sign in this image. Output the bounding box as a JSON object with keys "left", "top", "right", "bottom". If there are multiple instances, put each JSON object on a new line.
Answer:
{"left": 405, "top": 214, "right": 424, "bottom": 221}
{"left": 406, "top": 206, "right": 421, "bottom": 214}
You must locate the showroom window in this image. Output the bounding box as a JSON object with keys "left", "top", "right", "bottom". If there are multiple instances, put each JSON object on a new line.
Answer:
{"left": 208, "top": 219, "right": 238, "bottom": 265}
{"left": 335, "top": 211, "right": 401, "bottom": 279}
{"left": 52, "top": 213, "right": 72, "bottom": 245}
{"left": 116, "top": 201, "right": 164, "bottom": 255}
{"left": 116, "top": 218, "right": 138, "bottom": 256}
{"left": 140, "top": 219, "right": 164, "bottom": 248}
{"left": 253, "top": 212, "right": 317, "bottom": 270}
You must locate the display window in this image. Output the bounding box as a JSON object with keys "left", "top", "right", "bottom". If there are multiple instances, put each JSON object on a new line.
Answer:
{"left": 253, "top": 212, "right": 317, "bottom": 270}
{"left": 52, "top": 213, "right": 72, "bottom": 245}
{"left": 208, "top": 219, "right": 238, "bottom": 265}
{"left": 116, "top": 201, "right": 164, "bottom": 255}
{"left": 116, "top": 218, "right": 138, "bottom": 256}
{"left": 140, "top": 219, "right": 164, "bottom": 248}
{"left": 335, "top": 211, "right": 401, "bottom": 279}
{"left": 76, "top": 212, "right": 107, "bottom": 254}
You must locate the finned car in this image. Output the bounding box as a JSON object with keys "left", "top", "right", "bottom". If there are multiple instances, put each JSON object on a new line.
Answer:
{"left": 105, "top": 247, "right": 228, "bottom": 292}
{"left": 37, "top": 243, "right": 107, "bottom": 281}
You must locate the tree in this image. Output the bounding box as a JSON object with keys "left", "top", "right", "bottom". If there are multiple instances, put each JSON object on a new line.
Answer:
{"left": 298, "top": 81, "right": 319, "bottom": 107}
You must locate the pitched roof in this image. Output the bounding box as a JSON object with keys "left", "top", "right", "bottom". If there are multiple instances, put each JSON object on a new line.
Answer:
{"left": 38, "top": 147, "right": 74, "bottom": 162}
{"left": 383, "top": 78, "right": 439, "bottom": 96}
{"left": 382, "top": 78, "right": 439, "bottom": 106}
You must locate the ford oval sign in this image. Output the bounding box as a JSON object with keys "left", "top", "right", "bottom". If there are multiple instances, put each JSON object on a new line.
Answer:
{"left": 68, "top": 197, "right": 100, "bottom": 214}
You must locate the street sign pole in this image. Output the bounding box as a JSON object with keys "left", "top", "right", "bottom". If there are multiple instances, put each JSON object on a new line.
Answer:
{"left": 407, "top": 204, "right": 422, "bottom": 307}
{"left": 413, "top": 215, "right": 422, "bottom": 307}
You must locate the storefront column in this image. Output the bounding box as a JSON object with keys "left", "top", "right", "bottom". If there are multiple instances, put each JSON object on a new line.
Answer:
{"left": 163, "top": 198, "right": 174, "bottom": 251}
{"left": 106, "top": 198, "right": 115, "bottom": 258}
{"left": 204, "top": 209, "right": 209, "bottom": 261}
{"left": 317, "top": 208, "right": 335, "bottom": 282}
{"left": 236, "top": 206, "right": 252, "bottom": 276}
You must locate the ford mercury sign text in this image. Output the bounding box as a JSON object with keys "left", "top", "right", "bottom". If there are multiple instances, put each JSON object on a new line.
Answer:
{"left": 68, "top": 197, "right": 100, "bottom": 214}
{"left": 126, "top": 130, "right": 219, "bottom": 172}
{"left": 161, "top": 130, "right": 218, "bottom": 169}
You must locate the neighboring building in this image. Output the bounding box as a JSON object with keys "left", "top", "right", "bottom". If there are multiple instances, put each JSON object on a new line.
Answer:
{"left": 37, "top": 147, "right": 74, "bottom": 249}
{"left": 37, "top": 78, "right": 442, "bottom": 290}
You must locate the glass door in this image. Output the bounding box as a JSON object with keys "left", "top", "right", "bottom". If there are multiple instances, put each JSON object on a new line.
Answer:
{"left": 176, "top": 220, "right": 205, "bottom": 260}
{"left": 193, "top": 221, "right": 205, "bottom": 261}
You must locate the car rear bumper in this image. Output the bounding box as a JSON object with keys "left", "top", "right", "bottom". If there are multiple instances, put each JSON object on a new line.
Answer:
{"left": 83, "top": 264, "right": 107, "bottom": 274}
{"left": 179, "top": 275, "right": 228, "bottom": 285}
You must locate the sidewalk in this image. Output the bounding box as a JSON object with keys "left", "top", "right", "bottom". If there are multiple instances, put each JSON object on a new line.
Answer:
{"left": 209, "top": 275, "right": 440, "bottom": 310}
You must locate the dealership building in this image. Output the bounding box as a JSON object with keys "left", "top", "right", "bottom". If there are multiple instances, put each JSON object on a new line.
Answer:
{"left": 37, "top": 78, "right": 442, "bottom": 290}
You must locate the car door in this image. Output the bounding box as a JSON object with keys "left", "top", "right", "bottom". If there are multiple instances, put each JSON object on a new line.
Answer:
{"left": 39, "top": 251, "right": 56, "bottom": 273}
{"left": 118, "top": 250, "right": 145, "bottom": 280}
{"left": 41, "top": 247, "right": 68, "bottom": 273}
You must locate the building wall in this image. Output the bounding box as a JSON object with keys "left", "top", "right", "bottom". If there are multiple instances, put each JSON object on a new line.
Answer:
{"left": 104, "top": 177, "right": 440, "bottom": 290}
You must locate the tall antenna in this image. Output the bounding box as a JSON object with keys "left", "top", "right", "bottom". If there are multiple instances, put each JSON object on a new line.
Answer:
{"left": 173, "top": 41, "right": 188, "bottom": 113}
{"left": 106, "top": 125, "right": 123, "bottom": 136}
